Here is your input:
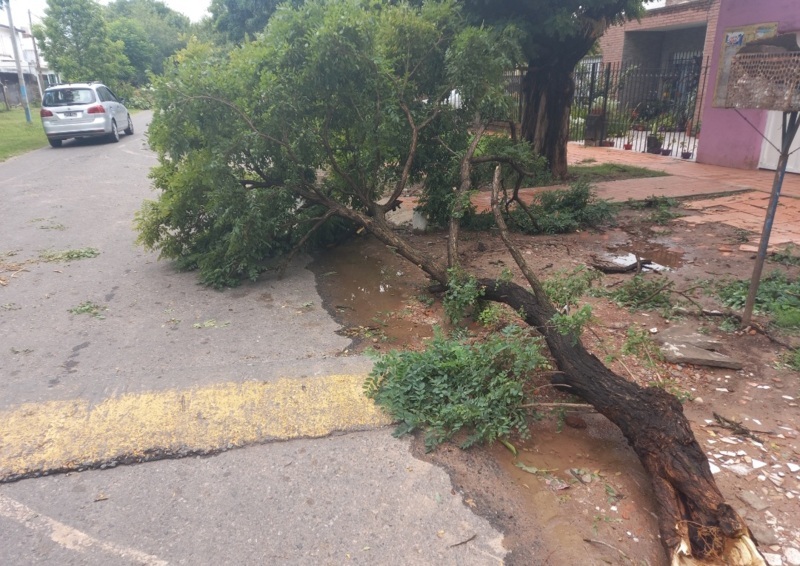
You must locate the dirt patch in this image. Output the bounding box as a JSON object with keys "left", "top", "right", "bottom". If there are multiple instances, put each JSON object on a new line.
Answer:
{"left": 310, "top": 203, "right": 800, "bottom": 564}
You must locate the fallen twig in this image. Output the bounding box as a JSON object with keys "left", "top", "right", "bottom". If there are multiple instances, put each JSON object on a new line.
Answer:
{"left": 449, "top": 534, "right": 477, "bottom": 548}
{"left": 712, "top": 412, "right": 765, "bottom": 443}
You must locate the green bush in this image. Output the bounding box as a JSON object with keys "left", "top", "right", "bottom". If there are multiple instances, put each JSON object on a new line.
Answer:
{"left": 364, "top": 326, "right": 548, "bottom": 450}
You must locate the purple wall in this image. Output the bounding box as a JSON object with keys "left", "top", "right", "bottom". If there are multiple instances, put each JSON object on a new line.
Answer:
{"left": 698, "top": 0, "right": 800, "bottom": 169}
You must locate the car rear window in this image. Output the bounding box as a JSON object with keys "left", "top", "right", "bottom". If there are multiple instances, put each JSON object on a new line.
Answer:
{"left": 43, "top": 88, "right": 96, "bottom": 107}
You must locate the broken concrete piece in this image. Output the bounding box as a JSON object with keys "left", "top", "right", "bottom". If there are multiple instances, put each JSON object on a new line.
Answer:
{"left": 738, "top": 490, "right": 769, "bottom": 511}
{"left": 749, "top": 522, "right": 779, "bottom": 546}
{"left": 763, "top": 552, "right": 783, "bottom": 566}
{"left": 660, "top": 342, "right": 743, "bottom": 369}
{"left": 652, "top": 327, "right": 723, "bottom": 350}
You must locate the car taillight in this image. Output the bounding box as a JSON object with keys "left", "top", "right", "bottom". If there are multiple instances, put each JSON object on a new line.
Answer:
{"left": 87, "top": 105, "right": 105, "bottom": 114}
{"left": 40, "top": 108, "right": 53, "bottom": 117}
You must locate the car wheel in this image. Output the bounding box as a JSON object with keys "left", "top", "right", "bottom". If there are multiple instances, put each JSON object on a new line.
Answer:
{"left": 48, "top": 139, "right": 62, "bottom": 148}
{"left": 108, "top": 120, "right": 120, "bottom": 143}
{"left": 124, "top": 114, "right": 134, "bottom": 136}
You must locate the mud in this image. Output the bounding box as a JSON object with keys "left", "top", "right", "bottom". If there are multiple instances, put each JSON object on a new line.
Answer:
{"left": 311, "top": 206, "right": 800, "bottom": 565}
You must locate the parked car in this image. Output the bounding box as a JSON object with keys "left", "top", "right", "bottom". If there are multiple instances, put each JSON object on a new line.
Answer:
{"left": 40, "top": 83, "right": 133, "bottom": 148}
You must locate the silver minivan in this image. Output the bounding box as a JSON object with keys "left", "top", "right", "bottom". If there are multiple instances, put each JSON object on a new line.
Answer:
{"left": 40, "top": 83, "right": 133, "bottom": 147}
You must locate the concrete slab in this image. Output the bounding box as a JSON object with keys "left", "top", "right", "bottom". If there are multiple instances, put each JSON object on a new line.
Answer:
{"left": 660, "top": 342, "right": 743, "bottom": 370}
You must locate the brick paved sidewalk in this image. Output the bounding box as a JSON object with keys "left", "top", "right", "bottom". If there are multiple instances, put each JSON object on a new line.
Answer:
{"left": 564, "top": 143, "right": 800, "bottom": 248}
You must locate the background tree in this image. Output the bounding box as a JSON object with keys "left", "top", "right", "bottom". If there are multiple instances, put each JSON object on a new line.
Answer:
{"left": 461, "top": 0, "right": 646, "bottom": 178}
{"left": 137, "top": 1, "right": 765, "bottom": 563}
{"left": 34, "top": 0, "right": 132, "bottom": 86}
{"left": 209, "top": 0, "right": 304, "bottom": 43}
{"left": 105, "top": 0, "right": 191, "bottom": 82}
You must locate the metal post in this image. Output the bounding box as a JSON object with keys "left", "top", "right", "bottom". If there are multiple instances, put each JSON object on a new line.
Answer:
{"left": 741, "top": 111, "right": 800, "bottom": 326}
{"left": 5, "top": 0, "right": 32, "bottom": 122}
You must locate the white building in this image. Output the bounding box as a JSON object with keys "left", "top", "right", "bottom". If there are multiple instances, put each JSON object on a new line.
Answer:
{"left": 0, "top": 22, "right": 57, "bottom": 105}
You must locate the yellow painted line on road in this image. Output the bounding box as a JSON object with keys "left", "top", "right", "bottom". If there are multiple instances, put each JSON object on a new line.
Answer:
{"left": 0, "top": 374, "right": 391, "bottom": 482}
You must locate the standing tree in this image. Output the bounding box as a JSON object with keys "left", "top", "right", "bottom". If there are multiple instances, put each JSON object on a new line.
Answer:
{"left": 137, "top": 1, "right": 765, "bottom": 563}
{"left": 461, "top": 0, "right": 646, "bottom": 178}
{"left": 208, "top": 0, "right": 304, "bottom": 43}
{"left": 105, "top": 0, "right": 191, "bottom": 82}
{"left": 34, "top": 0, "right": 131, "bottom": 86}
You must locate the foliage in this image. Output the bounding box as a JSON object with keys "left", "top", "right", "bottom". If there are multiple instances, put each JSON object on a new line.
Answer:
{"left": 512, "top": 180, "right": 616, "bottom": 234}
{"left": 68, "top": 301, "right": 106, "bottom": 318}
{"left": 364, "top": 326, "right": 547, "bottom": 450}
{"left": 717, "top": 271, "right": 800, "bottom": 328}
{"left": 105, "top": 0, "right": 192, "bottom": 84}
{"left": 39, "top": 247, "right": 100, "bottom": 262}
{"left": 0, "top": 109, "right": 47, "bottom": 161}
{"left": 209, "top": 0, "right": 304, "bottom": 43}
{"left": 607, "top": 275, "right": 673, "bottom": 311}
{"left": 36, "top": 0, "right": 132, "bottom": 86}
{"left": 543, "top": 265, "right": 602, "bottom": 308}
{"left": 550, "top": 305, "right": 593, "bottom": 343}
{"left": 137, "top": 0, "right": 523, "bottom": 287}
{"left": 444, "top": 268, "right": 485, "bottom": 323}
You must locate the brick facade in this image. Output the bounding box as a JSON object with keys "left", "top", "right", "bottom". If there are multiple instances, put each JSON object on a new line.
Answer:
{"left": 599, "top": 0, "right": 720, "bottom": 68}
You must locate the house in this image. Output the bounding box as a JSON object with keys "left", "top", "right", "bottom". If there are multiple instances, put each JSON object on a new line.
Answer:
{"left": 566, "top": 1, "right": 722, "bottom": 153}
{"left": 599, "top": 0, "right": 720, "bottom": 70}
{"left": 0, "top": 22, "right": 56, "bottom": 106}
{"left": 698, "top": 0, "right": 800, "bottom": 172}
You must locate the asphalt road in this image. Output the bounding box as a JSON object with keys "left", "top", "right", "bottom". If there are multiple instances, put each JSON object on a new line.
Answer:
{"left": 0, "top": 112, "right": 506, "bottom": 565}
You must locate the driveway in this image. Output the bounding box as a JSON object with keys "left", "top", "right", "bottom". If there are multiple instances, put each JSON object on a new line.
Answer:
{"left": 0, "top": 112, "right": 506, "bottom": 565}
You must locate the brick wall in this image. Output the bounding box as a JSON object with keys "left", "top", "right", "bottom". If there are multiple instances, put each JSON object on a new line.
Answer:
{"left": 598, "top": 0, "right": 720, "bottom": 66}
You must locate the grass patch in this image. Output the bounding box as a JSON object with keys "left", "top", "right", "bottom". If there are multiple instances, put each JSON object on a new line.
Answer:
{"left": 568, "top": 163, "right": 668, "bottom": 184}
{"left": 0, "top": 108, "right": 47, "bottom": 161}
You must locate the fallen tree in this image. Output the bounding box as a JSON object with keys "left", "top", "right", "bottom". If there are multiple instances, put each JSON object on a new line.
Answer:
{"left": 137, "top": 2, "right": 764, "bottom": 562}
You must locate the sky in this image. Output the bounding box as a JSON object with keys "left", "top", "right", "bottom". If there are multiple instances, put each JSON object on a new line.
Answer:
{"left": 7, "top": 0, "right": 212, "bottom": 30}
{"left": 8, "top": 0, "right": 666, "bottom": 32}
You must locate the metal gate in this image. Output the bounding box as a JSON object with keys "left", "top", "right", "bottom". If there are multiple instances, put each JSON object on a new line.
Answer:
{"left": 568, "top": 59, "right": 709, "bottom": 158}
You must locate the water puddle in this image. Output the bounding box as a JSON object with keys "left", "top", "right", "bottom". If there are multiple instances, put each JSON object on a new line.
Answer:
{"left": 311, "top": 235, "right": 438, "bottom": 346}
{"left": 608, "top": 240, "right": 685, "bottom": 270}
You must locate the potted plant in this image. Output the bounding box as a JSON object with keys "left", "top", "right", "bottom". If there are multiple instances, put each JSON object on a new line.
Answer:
{"left": 680, "top": 142, "right": 693, "bottom": 159}
{"left": 624, "top": 134, "right": 633, "bottom": 150}
{"left": 660, "top": 141, "right": 673, "bottom": 156}
{"left": 646, "top": 127, "right": 663, "bottom": 154}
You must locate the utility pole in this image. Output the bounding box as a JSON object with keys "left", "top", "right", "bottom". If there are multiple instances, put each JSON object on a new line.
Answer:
{"left": 5, "top": 0, "right": 32, "bottom": 123}
{"left": 28, "top": 9, "right": 44, "bottom": 98}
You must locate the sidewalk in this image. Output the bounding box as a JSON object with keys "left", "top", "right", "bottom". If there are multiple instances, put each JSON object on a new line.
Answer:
{"left": 468, "top": 143, "right": 800, "bottom": 248}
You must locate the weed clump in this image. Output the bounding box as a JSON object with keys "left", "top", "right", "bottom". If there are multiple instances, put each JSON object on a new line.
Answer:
{"left": 717, "top": 271, "right": 800, "bottom": 328}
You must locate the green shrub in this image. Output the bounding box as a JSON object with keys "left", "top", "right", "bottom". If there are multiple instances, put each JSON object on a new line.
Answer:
{"left": 364, "top": 326, "right": 548, "bottom": 450}
{"left": 607, "top": 275, "right": 673, "bottom": 311}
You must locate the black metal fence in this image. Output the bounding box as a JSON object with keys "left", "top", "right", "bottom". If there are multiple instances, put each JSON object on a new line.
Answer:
{"left": 568, "top": 58, "right": 709, "bottom": 158}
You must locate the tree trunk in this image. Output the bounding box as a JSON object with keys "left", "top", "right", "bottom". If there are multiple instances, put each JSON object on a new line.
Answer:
{"left": 478, "top": 280, "right": 762, "bottom": 564}
{"left": 520, "top": 64, "right": 575, "bottom": 180}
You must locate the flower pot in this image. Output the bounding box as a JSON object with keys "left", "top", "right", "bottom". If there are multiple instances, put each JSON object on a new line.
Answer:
{"left": 624, "top": 143, "right": 633, "bottom": 150}
{"left": 646, "top": 134, "right": 662, "bottom": 154}
{"left": 660, "top": 148, "right": 672, "bottom": 156}
{"left": 681, "top": 151, "right": 693, "bottom": 159}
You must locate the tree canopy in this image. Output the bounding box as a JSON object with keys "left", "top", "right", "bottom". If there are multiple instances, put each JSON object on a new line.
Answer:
{"left": 35, "top": 0, "right": 132, "bottom": 86}
{"left": 138, "top": 0, "right": 520, "bottom": 286}
{"left": 208, "top": 0, "right": 304, "bottom": 43}
{"left": 105, "top": 0, "right": 192, "bottom": 85}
